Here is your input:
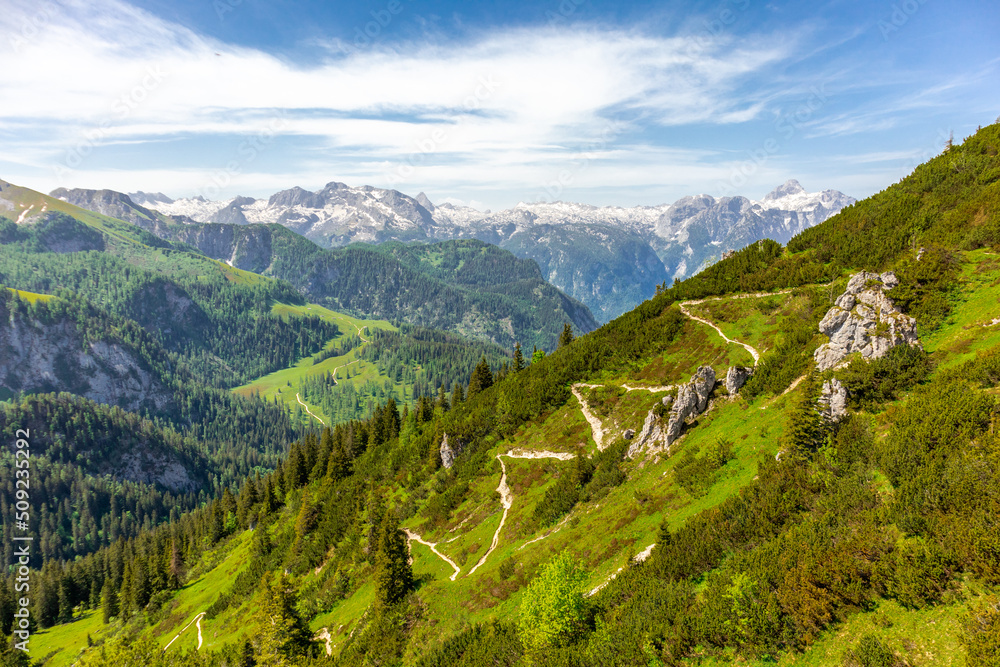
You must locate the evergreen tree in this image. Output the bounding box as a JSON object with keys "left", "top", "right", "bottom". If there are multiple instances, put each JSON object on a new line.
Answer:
{"left": 100, "top": 578, "right": 117, "bottom": 624}
{"left": 57, "top": 575, "right": 73, "bottom": 624}
{"left": 513, "top": 342, "right": 525, "bottom": 372}
{"left": 436, "top": 384, "right": 450, "bottom": 411}
{"left": 558, "top": 323, "right": 574, "bottom": 348}
{"left": 451, "top": 381, "right": 464, "bottom": 407}
{"left": 787, "top": 372, "right": 822, "bottom": 456}
{"left": 249, "top": 574, "right": 313, "bottom": 666}
{"left": 374, "top": 512, "right": 414, "bottom": 608}
{"left": 467, "top": 357, "right": 494, "bottom": 398}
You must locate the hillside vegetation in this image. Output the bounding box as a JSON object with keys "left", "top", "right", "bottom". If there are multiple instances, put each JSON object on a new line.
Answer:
{"left": 3, "top": 123, "right": 1000, "bottom": 667}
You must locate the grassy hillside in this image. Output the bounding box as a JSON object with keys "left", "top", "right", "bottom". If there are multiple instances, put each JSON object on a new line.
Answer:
{"left": 5, "top": 123, "right": 1000, "bottom": 666}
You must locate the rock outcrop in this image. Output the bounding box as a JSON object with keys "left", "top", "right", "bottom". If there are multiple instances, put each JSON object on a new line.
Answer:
{"left": 725, "top": 366, "right": 753, "bottom": 395}
{"left": 813, "top": 271, "right": 920, "bottom": 371}
{"left": 627, "top": 366, "right": 716, "bottom": 458}
{"left": 440, "top": 433, "right": 464, "bottom": 469}
{"left": 0, "top": 301, "right": 173, "bottom": 413}
{"left": 666, "top": 366, "right": 716, "bottom": 444}
{"left": 818, "top": 379, "right": 849, "bottom": 423}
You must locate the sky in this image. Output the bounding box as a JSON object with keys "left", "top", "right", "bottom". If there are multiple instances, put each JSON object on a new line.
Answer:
{"left": 0, "top": 0, "right": 997, "bottom": 211}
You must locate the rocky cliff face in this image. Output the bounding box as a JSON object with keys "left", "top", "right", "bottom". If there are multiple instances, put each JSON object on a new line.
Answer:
{"left": 0, "top": 301, "right": 173, "bottom": 413}
{"left": 50, "top": 187, "right": 173, "bottom": 236}
{"left": 725, "top": 366, "right": 753, "bottom": 395}
{"left": 439, "top": 433, "right": 465, "bottom": 469}
{"left": 627, "top": 366, "right": 717, "bottom": 459}
{"left": 814, "top": 272, "right": 920, "bottom": 371}
{"left": 172, "top": 224, "right": 276, "bottom": 274}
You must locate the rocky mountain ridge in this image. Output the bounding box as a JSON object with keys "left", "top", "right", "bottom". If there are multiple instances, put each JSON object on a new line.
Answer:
{"left": 128, "top": 179, "right": 854, "bottom": 322}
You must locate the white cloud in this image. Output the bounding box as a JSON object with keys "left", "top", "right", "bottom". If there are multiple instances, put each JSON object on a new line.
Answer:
{"left": 0, "top": 0, "right": 798, "bottom": 206}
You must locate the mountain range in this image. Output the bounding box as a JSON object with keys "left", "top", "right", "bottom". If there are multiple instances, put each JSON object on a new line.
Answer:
{"left": 2, "top": 122, "right": 999, "bottom": 667}
{"left": 123, "top": 180, "right": 854, "bottom": 321}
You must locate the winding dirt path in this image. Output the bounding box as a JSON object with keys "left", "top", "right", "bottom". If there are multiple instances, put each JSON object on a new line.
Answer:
{"left": 403, "top": 529, "right": 461, "bottom": 581}
{"left": 586, "top": 542, "right": 657, "bottom": 597}
{"left": 315, "top": 627, "right": 333, "bottom": 656}
{"left": 163, "top": 611, "right": 206, "bottom": 652}
{"left": 621, "top": 383, "right": 676, "bottom": 393}
{"left": 678, "top": 300, "right": 761, "bottom": 364}
{"left": 571, "top": 385, "right": 607, "bottom": 450}
{"left": 295, "top": 392, "right": 327, "bottom": 426}
{"left": 329, "top": 359, "right": 361, "bottom": 385}
{"left": 469, "top": 450, "right": 580, "bottom": 574}
{"left": 469, "top": 455, "right": 513, "bottom": 575}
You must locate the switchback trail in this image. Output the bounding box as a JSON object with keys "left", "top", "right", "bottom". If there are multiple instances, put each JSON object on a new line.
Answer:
{"left": 678, "top": 300, "right": 761, "bottom": 364}
{"left": 403, "top": 529, "right": 462, "bottom": 581}
{"left": 470, "top": 450, "right": 576, "bottom": 575}
{"left": 163, "top": 611, "right": 205, "bottom": 651}
{"left": 571, "top": 385, "right": 606, "bottom": 450}
{"left": 296, "top": 392, "right": 327, "bottom": 426}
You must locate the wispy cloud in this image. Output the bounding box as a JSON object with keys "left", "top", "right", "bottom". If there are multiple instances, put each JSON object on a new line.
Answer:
{"left": 0, "top": 0, "right": 797, "bottom": 202}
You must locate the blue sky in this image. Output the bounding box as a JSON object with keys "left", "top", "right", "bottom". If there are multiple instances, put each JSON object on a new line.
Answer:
{"left": 0, "top": 0, "right": 997, "bottom": 209}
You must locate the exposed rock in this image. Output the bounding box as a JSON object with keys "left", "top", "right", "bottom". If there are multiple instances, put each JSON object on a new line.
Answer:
{"left": 725, "top": 366, "right": 753, "bottom": 395}
{"left": 818, "top": 379, "right": 849, "bottom": 423}
{"left": 0, "top": 302, "right": 173, "bottom": 413}
{"left": 626, "top": 400, "right": 669, "bottom": 459}
{"left": 813, "top": 271, "right": 920, "bottom": 371}
{"left": 627, "top": 366, "right": 716, "bottom": 459}
{"left": 440, "top": 433, "right": 464, "bottom": 469}
{"left": 666, "top": 366, "right": 716, "bottom": 444}
{"left": 622, "top": 429, "right": 635, "bottom": 440}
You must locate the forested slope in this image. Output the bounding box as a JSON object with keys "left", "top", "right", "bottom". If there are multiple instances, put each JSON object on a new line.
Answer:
{"left": 4, "top": 123, "right": 1000, "bottom": 667}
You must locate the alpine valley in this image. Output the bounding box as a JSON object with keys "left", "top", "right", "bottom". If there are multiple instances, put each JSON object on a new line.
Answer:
{"left": 2, "top": 123, "right": 1000, "bottom": 667}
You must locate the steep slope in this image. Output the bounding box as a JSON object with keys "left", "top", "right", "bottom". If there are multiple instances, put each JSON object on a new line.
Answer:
{"left": 24, "top": 123, "right": 999, "bottom": 667}
{"left": 168, "top": 223, "right": 597, "bottom": 350}
{"left": 0, "top": 288, "right": 175, "bottom": 412}
{"left": 50, "top": 187, "right": 178, "bottom": 237}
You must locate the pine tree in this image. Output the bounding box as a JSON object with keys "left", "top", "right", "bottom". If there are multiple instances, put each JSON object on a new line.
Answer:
{"left": 436, "top": 383, "right": 450, "bottom": 411}
{"left": 57, "top": 575, "right": 73, "bottom": 624}
{"left": 787, "top": 372, "right": 822, "bottom": 456}
{"left": 374, "top": 513, "right": 414, "bottom": 608}
{"left": 467, "top": 357, "right": 494, "bottom": 398}
{"left": 558, "top": 323, "right": 574, "bottom": 348}
{"left": 451, "top": 381, "right": 465, "bottom": 406}
{"left": 250, "top": 574, "right": 313, "bottom": 666}
{"left": 100, "top": 578, "right": 117, "bottom": 624}
{"left": 513, "top": 342, "right": 525, "bottom": 371}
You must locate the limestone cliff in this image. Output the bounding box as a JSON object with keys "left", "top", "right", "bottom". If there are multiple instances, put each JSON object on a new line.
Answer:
{"left": 814, "top": 272, "right": 920, "bottom": 371}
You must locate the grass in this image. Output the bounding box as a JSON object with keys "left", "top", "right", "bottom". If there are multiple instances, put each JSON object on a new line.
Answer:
{"left": 29, "top": 609, "right": 107, "bottom": 667}
{"left": 922, "top": 248, "right": 1000, "bottom": 371}
{"left": 6, "top": 287, "right": 54, "bottom": 303}
{"left": 233, "top": 303, "right": 399, "bottom": 425}
{"left": 694, "top": 591, "right": 974, "bottom": 667}
{"left": 628, "top": 315, "right": 755, "bottom": 387}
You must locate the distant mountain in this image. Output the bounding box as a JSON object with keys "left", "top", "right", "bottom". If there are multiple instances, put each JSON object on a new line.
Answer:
{"left": 168, "top": 223, "right": 598, "bottom": 350}
{"left": 133, "top": 179, "right": 854, "bottom": 321}
{"left": 8, "top": 180, "right": 596, "bottom": 350}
